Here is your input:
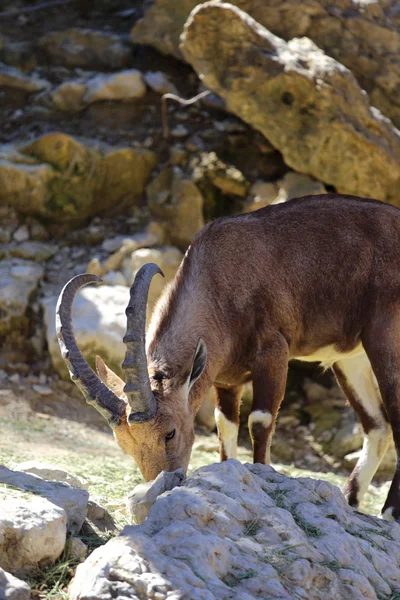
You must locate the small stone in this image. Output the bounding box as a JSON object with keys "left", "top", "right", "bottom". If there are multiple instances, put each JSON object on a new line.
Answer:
{"left": 170, "top": 124, "right": 189, "bottom": 138}
{"left": 86, "top": 257, "right": 103, "bottom": 276}
{"left": 69, "top": 538, "right": 88, "bottom": 562}
{"left": 32, "top": 384, "right": 52, "bottom": 396}
{"left": 0, "top": 567, "right": 31, "bottom": 600}
{"left": 84, "top": 70, "right": 146, "bottom": 104}
{"left": 51, "top": 81, "right": 86, "bottom": 112}
{"left": 13, "top": 225, "right": 29, "bottom": 243}
{"left": 0, "top": 62, "right": 49, "bottom": 93}
{"left": 144, "top": 71, "right": 178, "bottom": 95}
{"left": 28, "top": 220, "right": 48, "bottom": 241}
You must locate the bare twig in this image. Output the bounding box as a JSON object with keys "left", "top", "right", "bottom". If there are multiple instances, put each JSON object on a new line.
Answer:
{"left": 0, "top": 0, "right": 72, "bottom": 20}
{"left": 161, "top": 90, "right": 211, "bottom": 139}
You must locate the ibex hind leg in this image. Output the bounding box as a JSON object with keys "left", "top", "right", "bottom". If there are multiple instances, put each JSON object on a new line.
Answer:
{"left": 362, "top": 311, "right": 400, "bottom": 521}
{"left": 333, "top": 353, "right": 391, "bottom": 510}
{"left": 214, "top": 385, "right": 243, "bottom": 461}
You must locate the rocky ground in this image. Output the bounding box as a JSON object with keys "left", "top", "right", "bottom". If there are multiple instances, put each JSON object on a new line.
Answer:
{"left": 0, "top": 372, "right": 392, "bottom": 598}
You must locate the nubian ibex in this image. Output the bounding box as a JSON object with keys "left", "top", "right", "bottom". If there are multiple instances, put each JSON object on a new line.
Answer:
{"left": 57, "top": 194, "right": 400, "bottom": 520}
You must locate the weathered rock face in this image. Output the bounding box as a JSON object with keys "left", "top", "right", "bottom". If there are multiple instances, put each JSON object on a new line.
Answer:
{"left": 39, "top": 29, "right": 132, "bottom": 70}
{"left": 0, "top": 465, "right": 89, "bottom": 534}
{"left": 181, "top": 2, "right": 400, "bottom": 207}
{"left": 42, "top": 283, "right": 130, "bottom": 379}
{"left": 0, "top": 134, "right": 157, "bottom": 223}
{"left": 131, "top": 0, "right": 400, "bottom": 128}
{"left": 70, "top": 461, "right": 400, "bottom": 600}
{"left": 0, "top": 568, "right": 31, "bottom": 600}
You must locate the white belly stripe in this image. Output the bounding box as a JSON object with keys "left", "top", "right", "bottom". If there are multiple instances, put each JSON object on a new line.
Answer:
{"left": 294, "top": 343, "right": 364, "bottom": 368}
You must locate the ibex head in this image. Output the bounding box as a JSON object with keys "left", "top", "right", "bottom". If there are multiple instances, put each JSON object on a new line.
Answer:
{"left": 56, "top": 264, "right": 207, "bottom": 481}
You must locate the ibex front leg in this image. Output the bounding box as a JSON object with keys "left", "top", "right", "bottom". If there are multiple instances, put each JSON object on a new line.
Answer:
{"left": 215, "top": 385, "right": 243, "bottom": 460}
{"left": 249, "top": 336, "right": 289, "bottom": 464}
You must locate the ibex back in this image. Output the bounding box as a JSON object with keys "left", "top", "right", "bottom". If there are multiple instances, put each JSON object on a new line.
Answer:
{"left": 57, "top": 194, "right": 400, "bottom": 520}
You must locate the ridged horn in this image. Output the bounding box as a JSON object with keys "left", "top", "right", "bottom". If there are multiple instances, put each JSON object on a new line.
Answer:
{"left": 122, "top": 263, "right": 164, "bottom": 422}
{"left": 56, "top": 274, "right": 127, "bottom": 427}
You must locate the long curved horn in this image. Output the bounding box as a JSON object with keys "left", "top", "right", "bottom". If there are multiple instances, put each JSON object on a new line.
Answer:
{"left": 122, "top": 263, "right": 164, "bottom": 422}
{"left": 56, "top": 274, "right": 127, "bottom": 427}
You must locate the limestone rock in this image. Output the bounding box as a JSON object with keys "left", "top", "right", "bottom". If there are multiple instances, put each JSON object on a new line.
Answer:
{"left": 126, "top": 469, "right": 185, "bottom": 524}
{"left": 83, "top": 70, "right": 146, "bottom": 103}
{"left": 0, "top": 258, "right": 43, "bottom": 337}
{"left": 0, "top": 62, "right": 48, "bottom": 93}
{"left": 39, "top": 29, "right": 132, "bottom": 70}
{"left": 0, "top": 568, "right": 30, "bottom": 600}
{"left": 84, "top": 500, "right": 119, "bottom": 536}
{"left": 42, "top": 283, "right": 130, "bottom": 379}
{"left": 0, "top": 465, "right": 88, "bottom": 534}
{"left": 70, "top": 461, "right": 400, "bottom": 600}
{"left": 0, "top": 134, "right": 157, "bottom": 223}
{"left": 147, "top": 166, "right": 204, "bottom": 248}
{"left": 0, "top": 491, "right": 67, "bottom": 576}
{"left": 132, "top": 0, "right": 400, "bottom": 128}
{"left": 13, "top": 461, "right": 89, "bottom": 491}
{"left": 121, "top": 246, "right": 183, "bottom": 318}
{"left": 181, "top": 2, "right": 400, "bottom": 206}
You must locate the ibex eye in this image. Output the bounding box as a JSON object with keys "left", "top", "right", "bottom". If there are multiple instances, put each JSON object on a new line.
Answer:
{"left": 165, "top": 429, "right": 176, "bottom": 442}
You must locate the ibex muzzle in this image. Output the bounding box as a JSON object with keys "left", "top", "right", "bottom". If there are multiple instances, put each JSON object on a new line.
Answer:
{"left": 58, "top": 193, "right": 400, "bottom": 522}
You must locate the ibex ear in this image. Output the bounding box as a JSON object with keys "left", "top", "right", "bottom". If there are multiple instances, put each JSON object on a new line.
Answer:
{"left": 188, "top": 338, "right": 207, "bottom": 391}
{"left": 95, "top": 356, "right": 126, "bottom": 398}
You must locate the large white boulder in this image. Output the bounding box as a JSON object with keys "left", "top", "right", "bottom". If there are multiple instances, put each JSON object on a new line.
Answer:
{"left": 70, "top": 461, "right": 400, "bottom": 600}
{"left": 42, "top": 284, "right": 130, "bottom": 379}
{"left": 0, "top": 493, "right": 66, "bottom": 576}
